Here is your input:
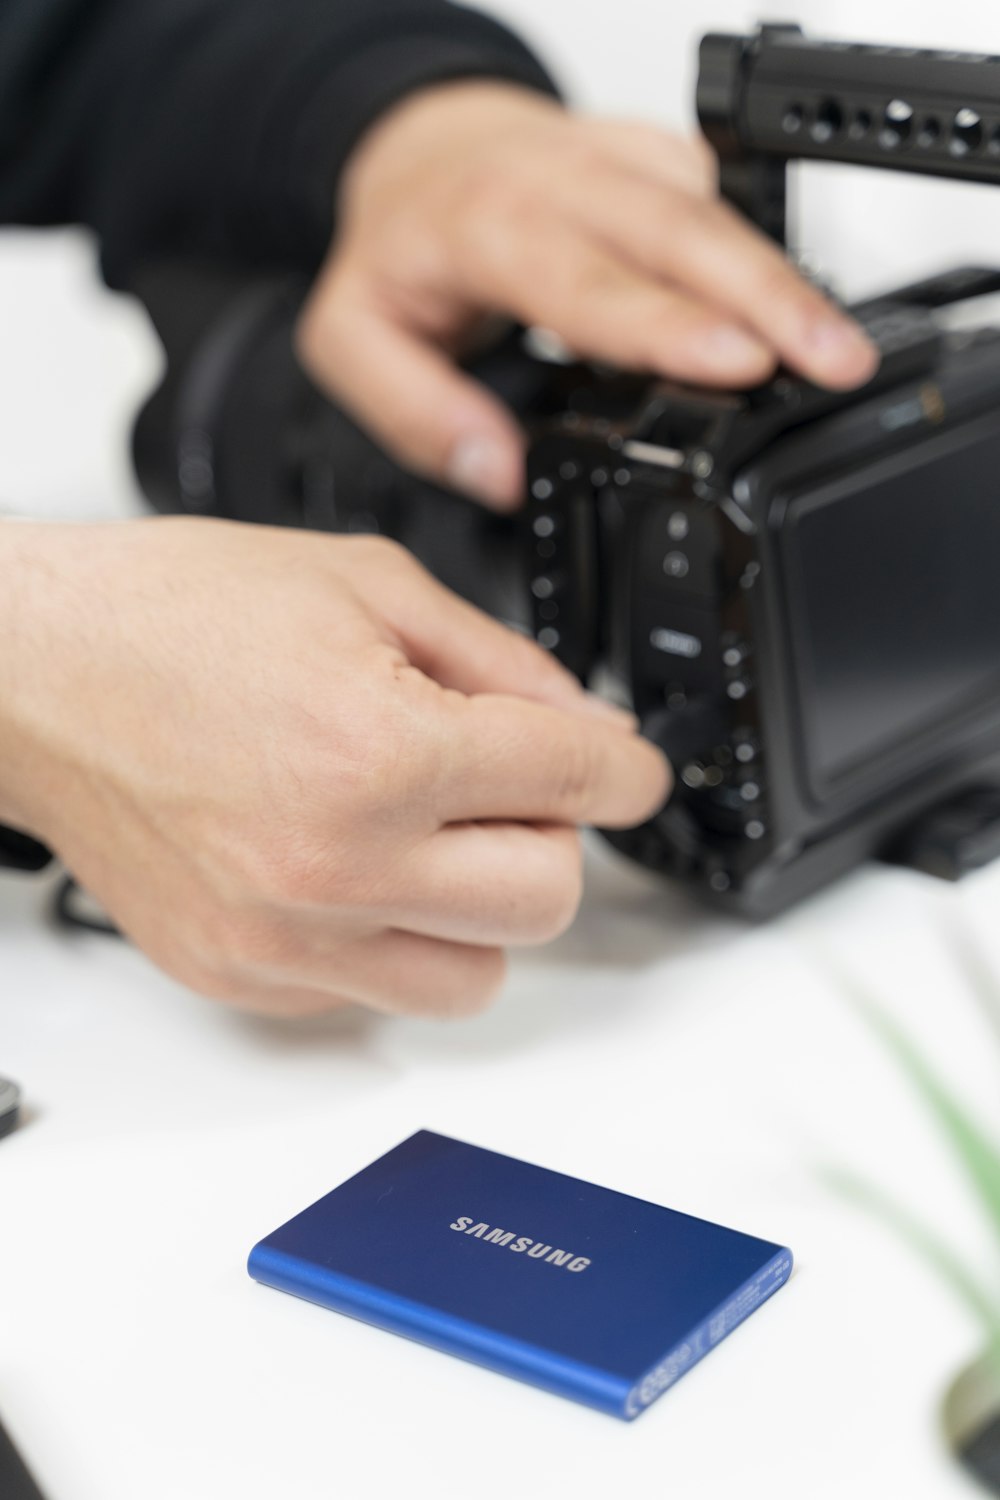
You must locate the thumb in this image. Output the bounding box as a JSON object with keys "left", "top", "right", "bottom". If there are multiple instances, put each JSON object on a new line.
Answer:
{"left": 296, "top": 280, "right": 525, "bottom": 512}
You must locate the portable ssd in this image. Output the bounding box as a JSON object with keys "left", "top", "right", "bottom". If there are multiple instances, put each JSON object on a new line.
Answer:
{"left": 248, "top": 1130, "right": 793, "bottom": 1420}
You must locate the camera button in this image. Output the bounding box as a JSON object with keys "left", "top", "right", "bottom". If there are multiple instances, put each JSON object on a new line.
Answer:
{"left": 531, "top": 575, "right": 559, "bottom": 600}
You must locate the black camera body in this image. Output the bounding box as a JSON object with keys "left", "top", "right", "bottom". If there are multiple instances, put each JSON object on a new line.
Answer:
{"left": 520, "top": 283, "right": 1000, "bottom": 914}
{"left": 133, "top": 24, "right": 1000, "bottom": 916}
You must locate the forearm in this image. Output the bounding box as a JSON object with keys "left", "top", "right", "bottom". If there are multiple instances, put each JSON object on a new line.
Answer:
{"left": 0, "top": 0, "right": 558, "bottom": 285}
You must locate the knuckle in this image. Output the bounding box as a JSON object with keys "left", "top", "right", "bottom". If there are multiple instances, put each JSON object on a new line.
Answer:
{"left": 229, "top": 831, "right": 326, "bottom": 908}
{"left": 749, "top": 252, "right": 817, "bottom": 319}
{"left": 202, "top": 906, "right": 296, "bottom": 983}
{"left": 519, "top": 838, "right": 584, "bottom": 944}
{"left": 344, "top": 532, "right": 415, "bottom": 578}
{"left": 266, "top": 988, "right": 349, "bottom": 1020}
{"left": 406, "top": 947, "right": 507, "bottom": 1021}
{"left": 670, "top": 132, "right": 717, "bottom": 191}
{"left": 255, "top": 829, "right": 392, "bottom": 912}
{"left": 551, "top": 735, "right": 599, "bottom": 813}
{"left": 571, "top": 257, "right": 627, "bottom": 306}
{"left": 182, "top": 956, "right": 251, "bottom": 1007}
{"left": 461, "top": 162, "right": 525, "bottom": 224}
{"left": 565, "top": 132, "right": 617, "bottom": 178}
{"left": 452, "top": 167, "right": 542, "bottom": 270}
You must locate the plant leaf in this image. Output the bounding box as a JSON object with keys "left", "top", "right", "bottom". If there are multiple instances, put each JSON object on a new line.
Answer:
{"left": 845, "top": 982, "right": 1000, "bottom": 1248}
{"left": 940, "top": 911, "right": 1000, "bottom": 1055}
{"left": 823, "top": 1166, "right": 1000, "bottom": 1346}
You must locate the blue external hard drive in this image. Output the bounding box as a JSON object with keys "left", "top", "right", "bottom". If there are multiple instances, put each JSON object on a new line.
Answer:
{"left": 248, "top": 1130, "right": 792, "bottom": 1420}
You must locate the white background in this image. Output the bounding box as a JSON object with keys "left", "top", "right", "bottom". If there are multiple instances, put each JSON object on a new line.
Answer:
{"left": 4, "top": 2, "right": 1000, "bottom": 1498}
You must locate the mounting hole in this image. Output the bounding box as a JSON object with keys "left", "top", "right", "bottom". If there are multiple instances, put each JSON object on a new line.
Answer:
{"left": 917, "top": 116, "right": 941, "bottom": 148}
{"left": 782, "top": 103, "right": 805, "bottom": 134}
{"left": 951, "top": 108, "right": 984, "bottom": 156}
{"left": 811, "top": 98, "right": 844, "bottom": 143}
{"left": 879, "top": 98, "right": 913, "bottom": 148}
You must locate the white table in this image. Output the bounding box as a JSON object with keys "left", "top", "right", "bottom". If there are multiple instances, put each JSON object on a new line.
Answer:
{"left": 7, "top": 0, "right": 1000, "bottom": 1475}
{"left": 5, "top": 843, "right": 1000, "bottom": 1500}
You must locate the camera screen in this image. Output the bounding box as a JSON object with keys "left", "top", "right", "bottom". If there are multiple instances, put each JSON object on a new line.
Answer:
{"left": 783, "top": 414, "right": 1000, "bottom": 795}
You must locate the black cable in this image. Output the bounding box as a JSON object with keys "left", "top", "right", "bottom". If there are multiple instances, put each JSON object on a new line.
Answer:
{"left": 51, "top": 875, "right": 121, "bottom": 938}
{"left": 0, "top": 1411, "right": 48, "bottom": 1500}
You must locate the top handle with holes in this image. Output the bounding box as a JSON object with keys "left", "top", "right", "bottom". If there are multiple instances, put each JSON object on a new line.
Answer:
{"left": 697, "top": 22, "right": 1000, "bottom": 246}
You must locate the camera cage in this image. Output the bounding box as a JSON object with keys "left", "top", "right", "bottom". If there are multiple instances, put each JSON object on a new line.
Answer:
{"left": 698, "top": 22, "right": 1000, "bottom": 245}
{"left": 694, "top": 24, "right": 1000, "bottom": 895}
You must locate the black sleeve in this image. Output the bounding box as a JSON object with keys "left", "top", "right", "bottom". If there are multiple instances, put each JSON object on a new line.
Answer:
{"left": 0, "top": 0, "right": 559, "bottom": 287}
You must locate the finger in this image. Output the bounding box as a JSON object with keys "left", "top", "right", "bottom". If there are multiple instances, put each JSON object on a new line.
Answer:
{"left": 357, "top": 541, "right": 635, "bottom": 726}
{"left": 579, "top": 119, "right": 717, "bottom": 197}
{"left": 303, "top": 929, "right": 508, "bottom": 1020}
{"left": 570, "top": 175, "right": 878, "bottom": 389}
{"left": 440, "top": 693, "right": 671, "bottom": 827}
{"left": 297, "top": 274, "right": 524, "bottom": 511}
{"left": 196, "top": 914, "right": 506, "bottom": 1019}
{"left": 453, "top": 213, "right": 777, "bottom": 387}
{"left": 378, "top": 822, "right": 584, "bottom": 946}
{"left": 202, "top": 973, "right": 355, "bottom": 1019}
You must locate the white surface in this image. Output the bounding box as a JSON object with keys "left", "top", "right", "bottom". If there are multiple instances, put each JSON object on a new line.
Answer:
{"left": 4, "top": 2, "right": 1000, "bottom": 1497}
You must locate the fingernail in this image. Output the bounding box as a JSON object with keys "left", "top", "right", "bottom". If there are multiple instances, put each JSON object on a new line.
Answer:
{"left": 448, "top": 437, "right": 520, "bottom": 511}
{"left": 703, "top": 325, "right": 772, "bottom": 370}
{"left": 805, "top": 318, "right": 880, "bottom": 382}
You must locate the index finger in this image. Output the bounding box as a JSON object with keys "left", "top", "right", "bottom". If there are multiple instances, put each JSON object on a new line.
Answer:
{"left": 579, "top": 176, "right": 879, "bottom": 389}
{"left": 437, "top": 693, "right": 671, "bottom": 828}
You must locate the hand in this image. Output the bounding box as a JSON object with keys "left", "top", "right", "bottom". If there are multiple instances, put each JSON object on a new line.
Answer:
{"left": 0, "top": 519, "right": 668, "bottom": 1018}
{"left": 297, "top": 82, "right": 879, "bottom": 511}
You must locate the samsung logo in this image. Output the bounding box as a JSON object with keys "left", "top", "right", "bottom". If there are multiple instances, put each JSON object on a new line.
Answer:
{"left": 450, "top": 1216, "right": 591, "bottom": 1272}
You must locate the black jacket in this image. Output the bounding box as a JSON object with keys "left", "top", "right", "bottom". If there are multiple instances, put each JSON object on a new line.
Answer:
{"left": 0, "top": 0, "right": 555, "bottom": 286}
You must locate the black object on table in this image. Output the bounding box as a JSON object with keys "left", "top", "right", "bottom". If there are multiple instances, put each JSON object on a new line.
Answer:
{"left": 0, "top": 1412, "right": 48, "bottom": 1500}
{"left": 0, "top": 1076, "right": 20, "bottom": 1139}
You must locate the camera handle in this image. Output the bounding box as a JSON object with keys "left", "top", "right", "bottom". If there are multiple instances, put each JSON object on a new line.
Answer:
{"left": 698, "top": 23, "right": 1000, "bottom": 246}
{"left": 695, "top": 24, "right": 1000, "bottom": 888}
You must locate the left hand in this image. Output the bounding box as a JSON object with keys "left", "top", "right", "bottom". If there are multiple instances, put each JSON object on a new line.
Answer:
{"left": 296, "top": 81, "right": 879, "bottom": 511}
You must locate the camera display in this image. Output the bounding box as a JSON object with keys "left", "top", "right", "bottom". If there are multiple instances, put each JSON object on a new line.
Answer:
{"left": 132, "top": 24, "right": 1000, "bottom": 916}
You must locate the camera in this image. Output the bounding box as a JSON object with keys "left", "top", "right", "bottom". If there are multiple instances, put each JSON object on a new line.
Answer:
{"left": 133, "top": 23, "right": 1000, "bottom": 917}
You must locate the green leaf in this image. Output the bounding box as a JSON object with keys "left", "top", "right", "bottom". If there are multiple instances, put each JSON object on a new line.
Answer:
{"left": 823, "top": 1166, "right": 1000, "bottom": 1346}
{"left": 845, "top": 982, "right": 1000, "bottom": 1249}
{"left": 940, "top": 912, "right": 1000, "bottom": 1055}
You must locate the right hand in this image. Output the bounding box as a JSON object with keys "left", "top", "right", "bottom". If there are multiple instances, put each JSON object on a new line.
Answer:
{"left": 0, "top": 518, "right": 669, "bottom": 1018}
